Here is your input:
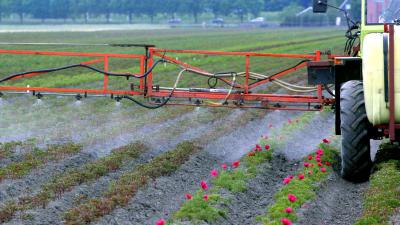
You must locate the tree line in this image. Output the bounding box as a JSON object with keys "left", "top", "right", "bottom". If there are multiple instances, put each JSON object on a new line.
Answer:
{"left": 0, "top": 0, "right": 314, "bottom": 24}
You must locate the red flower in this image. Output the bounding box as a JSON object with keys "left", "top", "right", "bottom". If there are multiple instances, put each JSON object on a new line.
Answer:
{"left": 281, "top": 218, "right": 292, "bottom": 225}
{"left": 283, "top": 177, "right": 291, "bottom": 185}
{"left": 308, "top": 170, "right": 313, "bottom": 175}
{"left": 318, "top": 162, "right": 323, "bottom": 167}
{"left": 307, "top": 155, "right": 313, "bottom": 160}
{"left": 248, "top": 152, "right": 256, "bottom": 157}
{"left": 203, "top": 194, "right": 209, "bottom": 201}
{"left": 285, "top": 207, "right": 293, "bottom": 213}
{"left": 200, "top": 181, "right": 209, "bottom": 190}
{"left": 221, "top": 164, "right": 228, "bottom": 170}
{"left": 322, "top": 138, "right": 330, "bottom": 143}
{"left": 232, "top": 161, "right": 240, "bottom": 168}
{"left": 289, "top": 175, "right": 295, "bottom": 179}
{"left": 303, "top": 162, "right": 310, "bottom": 167}
{"left": 325, "top": 162, "right": 332, "bottom": 166}
{"left": 185, "top": 193, "right": 193, "bottom": 200}
{"left": 265, "top": 145, "right": 271, "bottom": 150}
{"left": 210, "top": 169, "right": 218, "bottom": 177}
{"left": 269, "top": 124, "right": 273, "bottom": 128}
{"left": 316, "top": 156, "right": 322, "bottom": 162}
{"left": 320, "top": 167, "right": 327, "bottom": 173}
{"left": 156, "top": 219, "right": 166, "bottom": 225}
{"left": 316, "top": 149, "right": 324, "bottom": 155}
{"left": 298, "top": 174, "right": 305, "bottom": 180}
{"left": 288, "top": 194, "right": 297, "bottom": 203}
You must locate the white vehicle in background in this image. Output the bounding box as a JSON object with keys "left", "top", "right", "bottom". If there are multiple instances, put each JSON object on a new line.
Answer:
{"left": 250, "top": 17, "right": 265, "bottom": 23}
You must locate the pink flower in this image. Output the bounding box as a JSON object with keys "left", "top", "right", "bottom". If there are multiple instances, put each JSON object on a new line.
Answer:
{"left": 283, "top": 177, "right": 291, "bottom": 185}
{"left": 298, "top": 174, "right": 305, "bottom": 180}
{"left": 289, "top": 175, "right": 295, "bottom": 179}
{"left": 232, "top": 161, "right": 240, "bottom": 168}
{"left": 210, "top": 169, "right": 218, "bottom": 177}
{"left": 325, "top": 162, "right": 332, "bottom": 166}
{"left": 307, "top": 155, "right": 313, "bottom": 160}
{"left": 308, "top": 170, "right": 313, "bottom": 175}
{"left": 322, "top": 138, "right": 330, "bottom": 143}
{"left": 288, "top": 194, "right": 297, "bottom": 203}
{"left": 288, "top": 119, "right": 292, "bottom": 124}
{"left": 185, "top": 193, "right": 193, "bottom": 200}
{"left": 156, "top": 219, "right": 166, "bottom": 225}
{"left": 200, "top": 181, "right": 209, "bottom": 190}
{"left": 320, "top": 167, "right": 327, "bottom": 173}
{"left": 303, "top": 162, "right": 310, "bottom": 167}
{"left": 221, "top": 164, "right": 228, "bottom": 170}
{"left": 316, "top": 156, "right": 322, "bottom": 162}
{"left": 316, "top": 149, "right": 324, "bottom": 155}
{"left": 318, "top": 162, "right": 323, "bottom": 167}
{"left": 203, "top": 194, "right": 209, "bottom": 201}
{"left": 265, "top": 145, "right": 271, "bottom": 150}
{"left": 285, "top": 207, "right": 293, "bottom": 213}
{"left": 281, "top": 218, "right": 292, "bottom": 225}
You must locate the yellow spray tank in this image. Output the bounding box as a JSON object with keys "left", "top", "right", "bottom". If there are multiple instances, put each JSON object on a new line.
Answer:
{"left": 363, "top": 26, "right": 400, "bottom": 125}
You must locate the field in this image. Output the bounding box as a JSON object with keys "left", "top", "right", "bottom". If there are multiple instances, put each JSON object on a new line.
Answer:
{"left": 0, "top": 27, "right": 398, "bottom": 225}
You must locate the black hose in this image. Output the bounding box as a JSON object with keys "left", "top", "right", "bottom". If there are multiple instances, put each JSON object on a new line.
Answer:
{"left": 0, "top": 59, "right": 167, "bottom": 84}
{"left": 121, "top": 95, "right": 172, "bottom": 109}
{"left": 324, "top": 84, "right": 335, "bottom": 97}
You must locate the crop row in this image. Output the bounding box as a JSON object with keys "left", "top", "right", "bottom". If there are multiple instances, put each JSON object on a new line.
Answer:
{"left": 0, "top": 143, "right": 81, "bottom": 182}
{"left": 257, "top": 139, "right": 338, "bottom": 225}
{"left": 0, "top": 142, "right": 146, "bottom": 223}
{"left": 168, "top": 112, "right": 321, "bottom": 224}
{"left": 63, "top": 141, "right": 200, "bottom": 225}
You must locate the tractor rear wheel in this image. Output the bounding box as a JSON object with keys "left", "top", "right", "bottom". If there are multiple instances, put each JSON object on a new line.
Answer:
{"left": 340, "top": 80, "right": 373, "bottom": 182}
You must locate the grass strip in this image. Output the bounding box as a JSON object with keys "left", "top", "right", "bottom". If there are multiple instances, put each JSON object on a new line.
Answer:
{"left": 0, "top": 141, "right": 23, "bottom": 159}
{"left": 0, "top": 143, "right": 82, "bottom": 181}
{"left": 355, "top": 161, "right": 400, "bottom": 225}
{"left": 171, "top": 112, "right": 320, "bottom": 224}
{"left": 63, "top": 141, "right": 200, "bottom": 225}
{"left": 0, "top": 142, "right": 147, "bottom": 223}
{"left": 257, "top": 141, "right": 338, "bottom": 225}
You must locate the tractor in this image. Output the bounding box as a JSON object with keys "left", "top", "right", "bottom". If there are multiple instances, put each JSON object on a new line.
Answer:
{"left": 0, "top": 0, "right": 398, "bottom": 183}
{"left": 311, "top": 0, "right": 399, "bottom": 182}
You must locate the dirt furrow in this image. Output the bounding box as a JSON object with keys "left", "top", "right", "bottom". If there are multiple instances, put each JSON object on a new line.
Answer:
{"left": 94, "top": 110, "right": 300, "bottom": 225}
{"left": 296, "top": 172, "right": 367, "bottom": 225}
{"left": 5, "top": 109, "right": 245, "bottom": 224}
{"left": 0, "top": 152, "right": 94, "bottom": 203}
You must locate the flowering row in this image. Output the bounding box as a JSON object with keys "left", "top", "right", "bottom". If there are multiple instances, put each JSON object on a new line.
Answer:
{"left": 157, "top": 114, "right": 321, "bottom": 225}
{"left": 257, "top": 138, "right": 338, "bottom": 225}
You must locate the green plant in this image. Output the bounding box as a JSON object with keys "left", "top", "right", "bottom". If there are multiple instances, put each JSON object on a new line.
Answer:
{"left": 0, "top": 142, "right": 147, "bottom": 223}
{"left": 355, "top": 161, "right": 400, "bottom": 225}
{"left": 63, "top": 141, "right": 200, "bottom": 225}
{"left": 257, "top": 141, "right": 339, "bottom": 224}
{"left": 174, "top": 190, "right": 226, "bottom": 222}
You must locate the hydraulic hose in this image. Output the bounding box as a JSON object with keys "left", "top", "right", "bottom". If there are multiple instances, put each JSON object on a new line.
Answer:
{"left": 0, "top": 59, "right": 167, "bottom": 84}
{"left": 122, "top": 68, "right": 186, "bottom": 109}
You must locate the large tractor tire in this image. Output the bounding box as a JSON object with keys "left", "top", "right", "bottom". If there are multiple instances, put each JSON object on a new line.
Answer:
{"left": 340, "top": 80, "right": 373, "bottom": 182}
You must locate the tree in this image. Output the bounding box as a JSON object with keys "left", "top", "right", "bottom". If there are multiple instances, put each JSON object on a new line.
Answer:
{"left": 143, "top": 0, "right": 161, "bottom": 23}
{"left": 182, "top": 0, "right": 205, "bottom": 23}
{"left": 207, "top": 0, "right": 232, "bottom": 18}
{"left": 248, "top": 0, "right": 264, "bottom": 17}
{"left": 233, "top": 0, "right": 248, "bottom": 23}
{"left": 49, "top": 0, "right": 70, "bottom": 22}
{"left": 28, "top": 0, "right": 50, "bottom": 22}
{"left": 5, "top": 0, "right": 29, "bottom": 23}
